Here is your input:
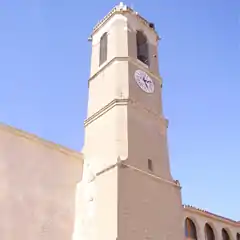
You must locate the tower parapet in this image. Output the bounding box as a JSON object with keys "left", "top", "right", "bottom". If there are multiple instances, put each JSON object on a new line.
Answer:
{"left": 90, "top": 2, "right": 160, "bottom": 40}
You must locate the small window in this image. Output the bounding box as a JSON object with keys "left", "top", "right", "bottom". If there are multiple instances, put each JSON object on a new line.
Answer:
{"left": 148, "top": 159, "right": 153, "bottom": 171}
{"left": 136, "top": 31, "right": 149, "bottom": 66}
{"left": 99, "top": 32, "right": 108, "bottom": 66}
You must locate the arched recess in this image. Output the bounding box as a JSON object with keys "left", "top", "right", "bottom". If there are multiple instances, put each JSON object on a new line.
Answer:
{"left": 136, "top": 30, "right": 149, "bottom": 66}
{"left": 237, "top": 233, "right": 240, "bottom": 240}
{"left": 99, "top": 32, "right": 108, "bottom": 66}
{"left": 204, "top": 223, "right": 215, "bottom": 240}
{"left": 184, "top": 217, "right": 198, "bottom": 239}
{"left": 222, "top": 228, "right": 230, "bottom": 240}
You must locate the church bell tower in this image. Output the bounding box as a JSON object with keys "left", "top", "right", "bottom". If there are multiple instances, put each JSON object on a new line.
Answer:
{"left": 73, "top": 3, "right": 184, "bottom": 240}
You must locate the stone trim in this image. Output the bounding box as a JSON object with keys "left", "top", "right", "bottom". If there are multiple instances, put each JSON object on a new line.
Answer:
{"left": 89, "top": 56, "right": 162, "bottom": 85}
{"left": 84, "top": 97, "right": 168, "bottom": 134}
{"left": 84, "top": 98, "right": 129, "bottom": 127}
{"left": 96, "top": 161, "right": 120, "bottom": 177}
{"left": 183, "top": 205, "right": 239, "bottom": 226}
{"left": 91, "top": 2, "right": 159, "bottom": 39}
{"left": 92, "top": 157, "right": 180, "bottom": 188}
{"left": 121, "top": 162, "right": 181, "bottom": 188}
{"left": 0, "top": 123, "right": 83, "bottom": 160}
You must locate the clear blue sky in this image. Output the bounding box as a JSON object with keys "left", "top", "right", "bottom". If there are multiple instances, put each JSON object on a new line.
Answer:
{"left": 0, "top": 0, "right": 239, "bottom": 220}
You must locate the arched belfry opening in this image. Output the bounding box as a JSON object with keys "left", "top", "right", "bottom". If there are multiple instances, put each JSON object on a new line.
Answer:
{"left": 136, "top": 30, "right": 149, "bottom": 66}
{"left": 237, "top": 233, "right": 240, "bottom": 240}
{"left": 204, "top": 223, "right": 215, "bottom": 240}
{"left": 222, "top": 228, "right": 230, "bottom": 240}
{"left": 184, "top": 218, "right": 198, "bottom": 239}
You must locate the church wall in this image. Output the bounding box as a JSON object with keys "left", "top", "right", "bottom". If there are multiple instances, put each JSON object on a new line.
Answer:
{"left": 0, "top": 125, "right": 82, "bottom": 240}
{"left": 90, "top": 14, "right": 128, "bottom": 77}
{"left": 126, "top": 61, "right": 171, "bottom": 180}
{"left": 183, "top": 207, "right": 240, "bottom": 240}
{"left": 125, "top": 12, "right": 160, "bottom": 75}
{"left": 127, "top": 102, "right": 172, "bottom": 180}
{"left": 118, "top": 166, "right": 184, "bottom": 239}
{"left": 83, "top": 105, "right": 127, "bottom": 168}
{"left": 128, "top": 61, "right": 163, "bottom": 116}
{"left": 87, "top": 61, "right": 129, "bottom": 118}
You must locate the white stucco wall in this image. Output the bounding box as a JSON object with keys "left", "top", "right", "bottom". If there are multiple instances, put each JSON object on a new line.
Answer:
{"left": 0, "top": 124, "right": 82, "bottom": 240}
{"left": 183, "top": 206, "right": 240, "bottom": 240}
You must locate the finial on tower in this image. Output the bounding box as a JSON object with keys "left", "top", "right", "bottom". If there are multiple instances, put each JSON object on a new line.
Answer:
{"left": 91, "top": 2, "right": 159, "bottom": 40}
{"left": 116, "top": 2, "right": 127, "bottom": 10}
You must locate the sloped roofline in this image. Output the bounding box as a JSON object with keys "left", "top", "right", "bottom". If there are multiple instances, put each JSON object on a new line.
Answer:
{"left": 183, "top": 204, "right": 239, "bottom": 226}
{"left": 0, "top": 122, "right": 83, "bottom": 161}
{"left": 2, "top": 122, "right": 238, "bottom": 225}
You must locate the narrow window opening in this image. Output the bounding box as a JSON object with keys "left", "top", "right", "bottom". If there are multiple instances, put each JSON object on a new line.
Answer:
{"left": 148, "top": 159, "right": 153, "bottom": 171}
{"left": 99, "top": 32, "right": 108, "bottom": 66}
{"left": 136, "top": 31, "right": 149, "bottom": 66}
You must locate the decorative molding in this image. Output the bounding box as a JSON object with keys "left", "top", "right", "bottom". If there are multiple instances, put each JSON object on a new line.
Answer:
{"left": 89, "top": 56, "right": 162, "bottom": 85}
{"left": 96, "top": 161, "right": 121, "bottom": 177}
{"left": 83, "top": 156, "right": 180, "bottom": 189}
{"left": 84, "top": 98, "right": 168, "bottom": 135}
{"left": 90, "top": 3, "right": 159, "bottom": 40}
{"left": 120, "top": 161, "right": 181, "bottom": 189}
{"left": 84, "top": 98, "right": 129, "bottom": 127}
{"left": 0, "top": 122, "right": 83, "bottom": 160}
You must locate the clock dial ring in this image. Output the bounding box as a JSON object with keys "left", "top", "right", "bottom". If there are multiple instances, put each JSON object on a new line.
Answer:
{"left": 134, "top": 69, "right": 154, "bottom": 93}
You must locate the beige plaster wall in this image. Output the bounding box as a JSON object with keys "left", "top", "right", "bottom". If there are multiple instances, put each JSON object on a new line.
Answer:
{"left": 0, "top": 124, "right": 82, "bottom": 240}
{"left": 83, "top": 7, "right": 185, "bottom": 239}
{"left": 183, "top": 207, "right": 240, "bottom": 240}
{"left": 118, "top": 166, "right": 184, "bottom": 240}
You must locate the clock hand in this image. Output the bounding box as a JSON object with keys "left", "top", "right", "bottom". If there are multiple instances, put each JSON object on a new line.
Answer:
{"left": 147, "top": 80, "right": 151, "bottom": 85}
{"left": 143, "top": 79, "right": 148, "bottom": 88}
{"left": 143, "top": 76, "right": 149, "bottom": 86}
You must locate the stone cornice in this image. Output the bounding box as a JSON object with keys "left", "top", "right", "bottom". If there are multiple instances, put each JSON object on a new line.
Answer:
{"left": 93, "top": 157, "right": 181, "bottom": 189}
{"left": 183, "top": 205, "right": 239, "bottom": 226}
{"left": 91, "top": 2, "right": 159, "bottom": 40}
{"left": 0, "top": 122, "right": 83, "bottom": 160}
{"left": 121, "top": 161, "right": 181, "bottom": 189}
{"left": 89, "top": 56, "right": 162, "bottom": 85}
{"left": 84, "top": 98, "right": 168, "bottom": 133}
{"left": 84, "top": 98, "right": 129, "bottom": 127}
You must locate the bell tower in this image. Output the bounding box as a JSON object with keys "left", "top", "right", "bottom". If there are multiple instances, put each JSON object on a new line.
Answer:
{"left": 73, "top": 3, "right": 184, "bottom": 240}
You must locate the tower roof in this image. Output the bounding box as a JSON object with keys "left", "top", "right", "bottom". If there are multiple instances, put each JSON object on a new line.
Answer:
{"left": 91, "top": 2, "right": 159, "bottom": 39}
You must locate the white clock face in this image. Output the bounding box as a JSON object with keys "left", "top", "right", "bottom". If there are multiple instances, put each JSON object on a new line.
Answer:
{"left": 134, "top": 70, "right": 154, "bottom": 93}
